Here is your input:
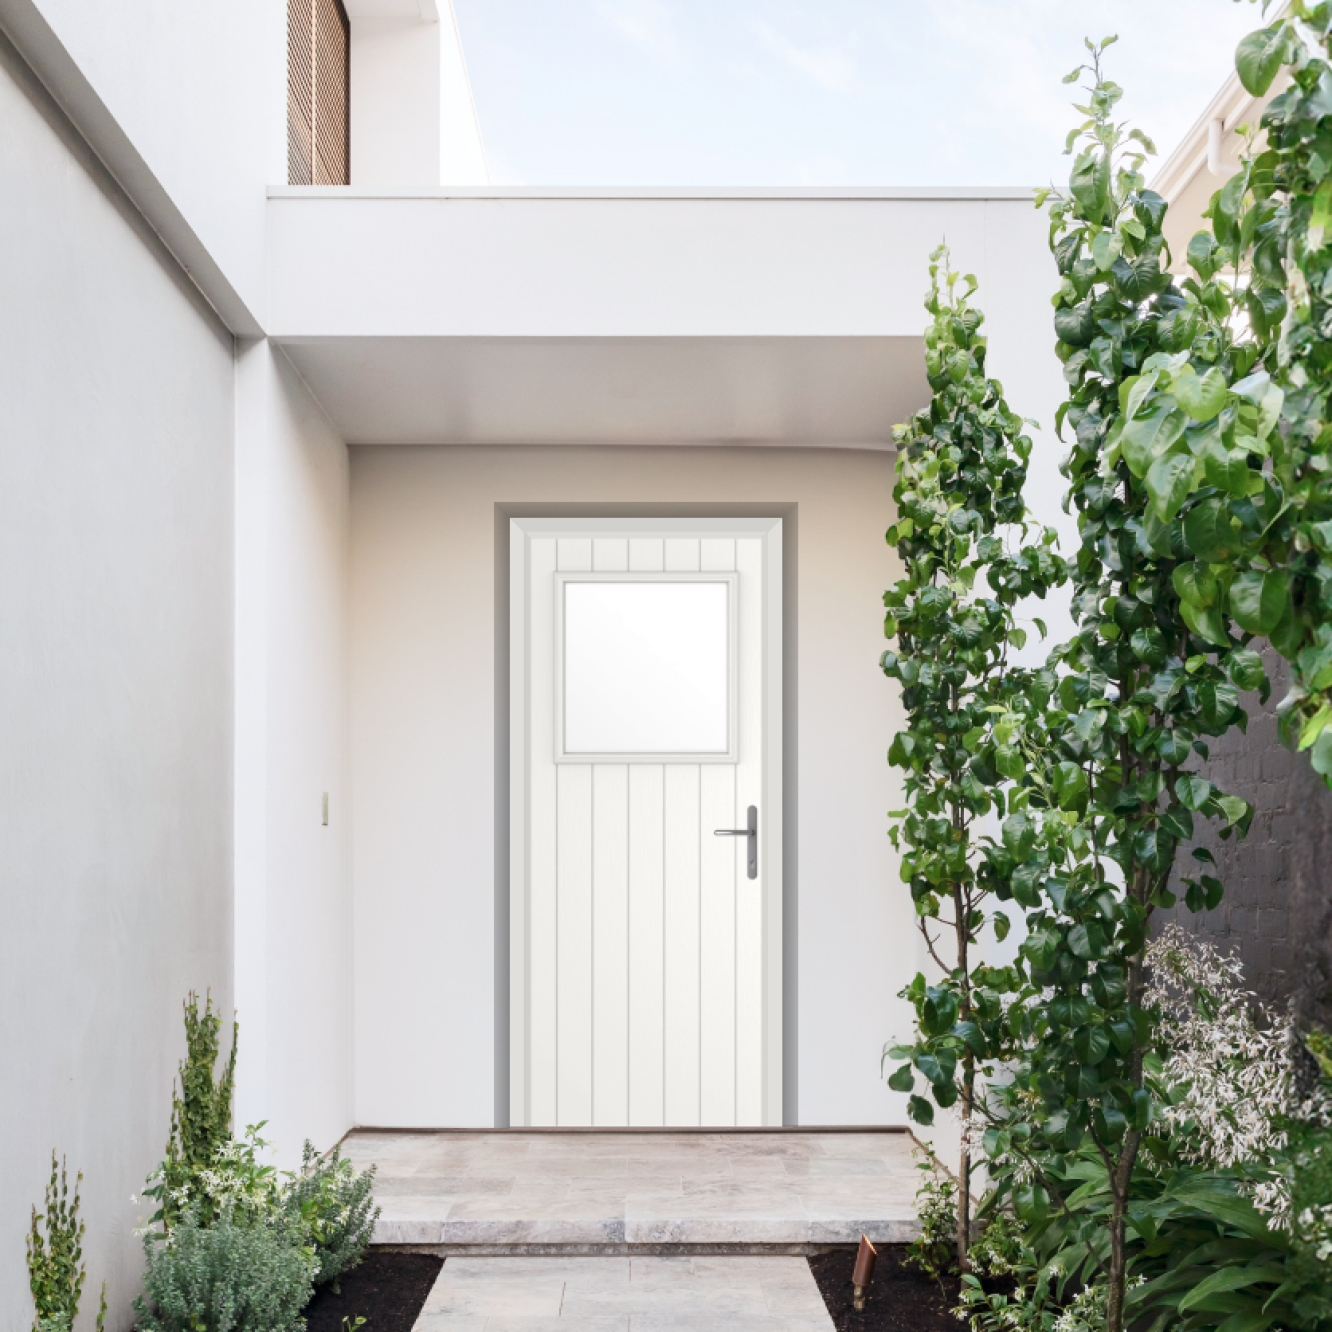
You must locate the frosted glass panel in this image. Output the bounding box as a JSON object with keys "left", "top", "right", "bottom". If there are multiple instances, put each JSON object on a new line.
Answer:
{"left": 563, "top": 580, "right": 730, "bottom": 755}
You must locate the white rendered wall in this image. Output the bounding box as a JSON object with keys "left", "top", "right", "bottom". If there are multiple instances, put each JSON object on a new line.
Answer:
{"left": 0, "top": 47, "right": 234, "bottom": 1331}
{"left": 234, "top": 341, "right": 352, "bottom": 1166}
{"left": 349, "top": 445, "right": 909, "bottom": 1128}
{"left": 15, "top": 0, "right": 285, "bottom": 320}
{"left": 350, "top": 18, "right": 441, "bottom": 189}
{"left": 348, "top": 3, "right": 487, "bottom": 188}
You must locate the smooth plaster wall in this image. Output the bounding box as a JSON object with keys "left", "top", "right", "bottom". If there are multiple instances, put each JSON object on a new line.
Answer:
{"left": 0, "top": 44, "right": 233, "bottom": 1332}
{"left": 351, "top": 18, "right": 441, "bottom": 189}
{"left": 234, "top": 341, "right": 352, "bottom": 1167}
{"left": 349, "top": 445, "right": 910, "bottom": 1127}
{"left": 20, "top": 0, "right": 284, "bottom": 318}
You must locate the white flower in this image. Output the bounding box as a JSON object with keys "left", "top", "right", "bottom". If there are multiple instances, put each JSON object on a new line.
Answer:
{"left": 1144, "top": 925, "right": 1332, "bottom": 1227}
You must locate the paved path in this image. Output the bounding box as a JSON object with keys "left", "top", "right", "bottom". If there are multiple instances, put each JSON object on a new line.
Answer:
{"left": 414, "top": 1254, "right": 836, "bottom": 1330}
{"left": 345, "top": 1129, "right": 919, "bottom": 1249}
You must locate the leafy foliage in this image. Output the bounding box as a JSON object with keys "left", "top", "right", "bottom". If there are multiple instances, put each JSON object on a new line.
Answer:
{"left": 27, "top": 1155, "right": 104, "bottom": 1332}
{"left": 904, "top": 1149, "right": 960, "bottom": 1283}
{"left": 1219, "top": 2, "right": 1332, "bottom": 783}
{"left": 964, "top": 37, "right": 1268, "bottom": 1332}
{"left": 882, "top": 246, "right": 1066, "bottom": 1262}
{"left": 132, "top": 1205, "right": 315, "bottom": 1332}
{"left": 147, "top": 993, "right": 238, "bottom": 1230}
{"left": 283, "top": 1141, "right": 379, "bottom": 1290}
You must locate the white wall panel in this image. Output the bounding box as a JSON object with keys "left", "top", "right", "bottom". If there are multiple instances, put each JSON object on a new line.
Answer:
{"left": 0, "top": 50, "right": 234, "bottom": 1326}
{"left": 351, "top": 445, "right": 910, "bottom": 1129}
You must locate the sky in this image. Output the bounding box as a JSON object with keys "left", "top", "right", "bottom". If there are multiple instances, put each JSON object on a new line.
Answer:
{"left": 451, "top": 0, "right": 1268, "bottom": 187}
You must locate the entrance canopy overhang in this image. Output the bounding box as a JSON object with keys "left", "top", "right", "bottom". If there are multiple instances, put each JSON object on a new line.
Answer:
{"left": 265, "top": 186, "right": 1042, "bottom": 447}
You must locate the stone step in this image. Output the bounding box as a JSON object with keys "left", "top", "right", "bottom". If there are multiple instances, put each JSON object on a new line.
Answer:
{"left": 343, "top": 1128, "right": 922, "bottom": 1254}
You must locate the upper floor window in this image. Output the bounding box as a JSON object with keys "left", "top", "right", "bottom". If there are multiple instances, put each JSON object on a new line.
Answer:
{"left": 288, "top": 0, "right": 350, "bottom": 185}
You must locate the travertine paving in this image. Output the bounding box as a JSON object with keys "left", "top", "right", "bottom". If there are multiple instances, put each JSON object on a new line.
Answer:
{"left": 414, "top": 1254, "right": 836, "bottom": 1330}
{"left": 345, "top": 1129, "right": 918, "bottom": 1250}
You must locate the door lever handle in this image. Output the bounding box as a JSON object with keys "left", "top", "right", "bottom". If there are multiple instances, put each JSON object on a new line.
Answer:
{"left": 713, "top": 804, "right": 758, "bottom": 880}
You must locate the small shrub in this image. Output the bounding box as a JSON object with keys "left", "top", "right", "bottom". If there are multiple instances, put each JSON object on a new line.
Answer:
{"left": 27, "top": 1155, "right": 104, "bottom": 1332}
{"left": 904, "top": 1151, "right": 957, "bottom": 1282}
{"left": 133, "top": 1205, "right": 315, "bottom": 1332}
{"left": 283, "top": 1142, "right": 379, "bottom": 1290}
{"left": 146, "top": 993, "right": 238, "bottom": 1229}
{"left": 968, "top": 1207, "right": 1025, "bottom": 1277}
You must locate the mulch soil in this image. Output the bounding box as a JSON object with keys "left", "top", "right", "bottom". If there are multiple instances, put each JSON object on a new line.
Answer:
{"left": 808, "top": 1245, "right": 962, "bottom": 1332}
{"left": 303, "top": 1246, "right": 962, "bottom": 1332}
{"left": 303, "top": 1252, "right": 443, "bottom": 1332}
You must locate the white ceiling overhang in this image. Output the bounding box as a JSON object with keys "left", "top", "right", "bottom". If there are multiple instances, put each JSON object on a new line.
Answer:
{"left": 266, "top": 188, "right": 1045, "bottom": 447}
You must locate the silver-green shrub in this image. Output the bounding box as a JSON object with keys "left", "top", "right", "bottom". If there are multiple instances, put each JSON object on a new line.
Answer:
{"left": 133, "top": 1206, "right": 315, "bottom": 1332}
{"left": 283, "top": 1142, "right": 379, "bottom": 1290}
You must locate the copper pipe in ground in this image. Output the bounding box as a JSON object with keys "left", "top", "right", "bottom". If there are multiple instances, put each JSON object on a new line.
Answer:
{"left": 852, "top": 1233, "right": 877, "bottom": 1311}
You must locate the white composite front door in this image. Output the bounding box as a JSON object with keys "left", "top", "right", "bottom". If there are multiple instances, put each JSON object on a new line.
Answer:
{"left": 509, "top": 519, "right": 783, "bottom": 1127}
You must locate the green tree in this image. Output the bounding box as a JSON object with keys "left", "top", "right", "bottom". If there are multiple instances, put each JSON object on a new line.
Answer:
{"left": 1152, "top": 3, "right": 1332, "bottom": 785}
{"left": 882, "top": 246, "right": 1066, "bottom": 1267}
{"left": 978, "top": 39, "right": 1266, "bottom": 1332}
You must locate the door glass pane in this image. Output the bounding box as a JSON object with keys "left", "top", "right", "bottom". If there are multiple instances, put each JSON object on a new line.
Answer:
{"left": 563, "top": 580, "right": 730, "bottom": 755}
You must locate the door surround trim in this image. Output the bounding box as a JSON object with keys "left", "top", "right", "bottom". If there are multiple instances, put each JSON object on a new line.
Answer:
{"left": 507, "top": 516, "right": 785, "bottom": 1127}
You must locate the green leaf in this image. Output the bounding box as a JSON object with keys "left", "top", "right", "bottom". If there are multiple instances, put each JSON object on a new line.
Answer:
{"left": 1091, "top": 229, "right": 1122, "bottom": 272}
{"left": 1013, "top": 1183, "right": 1051, "bottom": 1223}
{"left": 1069, "top": 923, "right": 1105, "bottom": 960}
{"left": 1214, "top": 1313, "right": 1275, "bottom": 1332}
{"left": 1227, "top": 648, "right": 1266, "bottom": 692}
{"left": 1175, "top": 773, "right": 1212, "bottom": 811}
{"left": 1073, "top": 1025, "right": 1110, "bottom": 1065}
{"left": 1070, "top": 151, "right": 1110, "bottom": 223}
{"left": 1173, "top": 366, "right": 1228, "bottom": 422}
{"left": 907, "top": 1094, "right": 935, "bottom": 1126}
{"left": 1229, "top": 569, "right": 1290, "bottom": 636}
{"left": 1173, "top": 563, "right": 1228, "bottom": 646}
{"left": 1235, "top": 25, "right": 1289, "bottom": 97}
{"left": 1145, "top": 453, "right": 1197, "bottom": 523}
{"left": 1179, "top": 1265, "right": 1289, "bottom": 1312}
{"left": 1184, "top": 500, "right": 1242, "bottom": 562}
{"left": 1122, "top": 406, "right": 1187, "bottom": 479}
{"left": 887, "top": 1063, "right": 915, "bottom": 1093}
{"left": 1054, "top": 302, "right": 1096, "bottom": 347}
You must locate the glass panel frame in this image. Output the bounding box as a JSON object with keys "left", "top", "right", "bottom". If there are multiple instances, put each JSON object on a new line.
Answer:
{"left": 554, "top": 571, "right": 739, "bottom": 763}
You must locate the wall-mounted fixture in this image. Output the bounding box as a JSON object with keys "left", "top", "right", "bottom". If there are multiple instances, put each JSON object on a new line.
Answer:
{"left": 322, "top": 792, "right": 329, "bottom": 826}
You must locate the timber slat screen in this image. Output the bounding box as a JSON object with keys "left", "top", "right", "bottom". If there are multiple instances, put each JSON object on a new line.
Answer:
{"left": 288, "top": 0, "right": 349, "bottom": 186}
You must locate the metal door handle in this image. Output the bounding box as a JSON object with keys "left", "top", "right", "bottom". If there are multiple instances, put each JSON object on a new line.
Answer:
{"left": 714, "top": 805, "right": 758, "bottom": 880}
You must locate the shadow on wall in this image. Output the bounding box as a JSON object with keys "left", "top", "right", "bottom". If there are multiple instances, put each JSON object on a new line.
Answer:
{"left": 1159, "top": 646, "right": 1332, "bottom": 1031}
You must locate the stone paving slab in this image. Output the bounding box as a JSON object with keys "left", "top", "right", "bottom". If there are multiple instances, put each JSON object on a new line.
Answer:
{"left": 346, "top": 1130, "right": 918, "bottom": 1252}
{"left": 413, "top": 1255, "right": 835, "bottom": 1330}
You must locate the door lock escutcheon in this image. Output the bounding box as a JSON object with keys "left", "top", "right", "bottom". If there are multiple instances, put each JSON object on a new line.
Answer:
{"left": 714, "top": 805, "right": 758, "bottom": 880}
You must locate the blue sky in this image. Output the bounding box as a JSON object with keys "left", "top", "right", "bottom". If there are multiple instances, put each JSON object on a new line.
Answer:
{"left": 452, "top": 0, "right": 1266, "bottom": 186}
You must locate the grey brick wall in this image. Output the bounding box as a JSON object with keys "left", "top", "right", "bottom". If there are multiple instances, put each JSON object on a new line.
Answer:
{"left": 1159, "top": 648, "right": 1332, "bottom": 1030}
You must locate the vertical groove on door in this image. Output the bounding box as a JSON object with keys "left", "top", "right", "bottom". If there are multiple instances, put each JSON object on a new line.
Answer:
{"left": 528, "top": 538, "right": 559, "bottom": 1125}
{"left": 699, "top": 537, "right": 737, "bottom": 1126}
{"left": 556, "top": 765, "right": 593, "bottom": 1124}
{"left": 663, "top": 764, "right": 701, "bottom": 1125}
{"left": 700, "top": 764, "right": 738, "bottom": 1126}
{"left": 735, "top": 537, "right": 765, "bottom": 1125}
{"left": 628, "top": 526, "right": 666, "bottom": 1125}
{"left": 592, "top": 764, "right": 629, "bottom": 1125}
{"left": 628, "top": 764, "right": 665, "bottom": 1124}
{"left": 556, "top": 539, "right": 593, "bottom": 1125}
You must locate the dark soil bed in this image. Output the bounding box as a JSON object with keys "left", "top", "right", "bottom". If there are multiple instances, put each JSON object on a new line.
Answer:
{"left": 303, "top": 1252, "right": 443, "bottom": 1332}
{"left": 808, "top": 1245, "right": 961, "bottom": 1332}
